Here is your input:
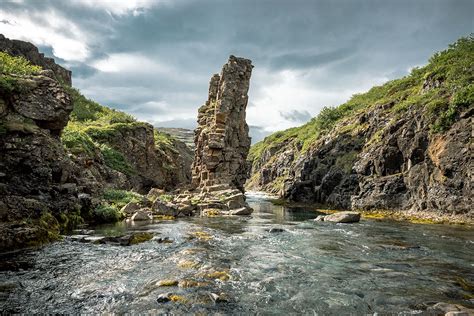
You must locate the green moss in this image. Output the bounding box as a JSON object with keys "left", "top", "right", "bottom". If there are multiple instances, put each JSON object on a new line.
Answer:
{"left": 91, "top": 204, "right": 123, "bottom": 223}
{"left": 129, "top": 232, "right": 153, "bottom": 245}
{"left": 57, "top": 212, "right": 84, "bottom": 233}
{"left": 455, "top": 276, "right": 474, "bottom": 292}
{"left": 99, "top": 144, "right": 135, "bottom": 175}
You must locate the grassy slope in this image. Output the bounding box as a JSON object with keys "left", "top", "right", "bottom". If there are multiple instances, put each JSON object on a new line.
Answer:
{"left": 62, "top": 87, "right": 178, "bottom": 175}
{"left": 249, "top": 36, "right": 474, "bottom": 171}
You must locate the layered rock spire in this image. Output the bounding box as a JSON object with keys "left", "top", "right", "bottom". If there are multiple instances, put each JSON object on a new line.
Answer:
{"left": 192, "top": 55, "right": 253, "bottom": 193}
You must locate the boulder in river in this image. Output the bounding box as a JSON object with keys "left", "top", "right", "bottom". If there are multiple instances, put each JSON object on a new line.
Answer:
{"left": 121, "top": 202, "right": 141, "bottom": 216}
{"left": 131, "top": 209, "right": 153, "bottom": 221}
{"left": 322, "top": 211, "right": 361, "bottom": 223}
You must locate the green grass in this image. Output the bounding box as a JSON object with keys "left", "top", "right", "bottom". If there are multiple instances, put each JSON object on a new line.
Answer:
{"left": 103, "top": 189, "right": 142, "bottom": 208}
{"left": 61, "top": 126, "right": 97, "bottom": 155}
{"left": 91, "top": 189, "right": 143, "bottom": 223}
{"left": 92, "top": 204, "right": 123, "bottom": 223}
{"left": 99, "top": 144, "right": 135, "bottom": 175}
{"left": 250, "top": 35, "right": 473, "bottom": 161}
{"left": 0, "top": 52, "right": 42, "bottom": 94}
{"left": 0, "top": 52, "right": 41, "bottom": 75}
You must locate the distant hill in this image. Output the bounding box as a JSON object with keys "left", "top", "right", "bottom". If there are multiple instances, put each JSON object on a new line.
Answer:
{"left": 156, "top": 127, "right": 195, "bottom": 150}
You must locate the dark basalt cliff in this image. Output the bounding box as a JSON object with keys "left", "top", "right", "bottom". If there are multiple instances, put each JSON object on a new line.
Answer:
{"left": 248, "top": 37, "right": 473, "bottom": 219}
{"left": 0, "top": 70, "right": 92, "bottom": 250}
{"left": 0, "top": 36, "right": 192, "bottom": 251}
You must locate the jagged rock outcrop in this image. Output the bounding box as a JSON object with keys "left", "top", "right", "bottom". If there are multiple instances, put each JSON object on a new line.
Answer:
{"left": 249, "top": 103, "right": 472, "bottom": 219}
{"left": 192, "top": 55, "right": 253, "bottom": 192}
{"left": 148, "top": 56, "right": 254, "bottom": 217}
{"left": 0, "top": 70, "right": 95, "bottom": 250}
{"left": 0, "top": 36, "right": 193, "bottom": 250}
{"left": 0, "top": 34, "right": 72, "bottom": 85}
{"left": 77, "top": 122, "right": 192, "bottom": 193}
{"left": 248, "top": 37, "right": 473, "bottom": 221}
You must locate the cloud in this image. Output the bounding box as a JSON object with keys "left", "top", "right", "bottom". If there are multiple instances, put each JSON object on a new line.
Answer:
{"left": 91, "top": 52, "right": 171, "bottom": 74}
{"left": 0, "top": 7, "right": 90, "bottom": 61}
{"left": 280, "top": 110, "right": 312, "bottom": 123}
{"left": 70, "top": 0, "right": 163, "bottom": 16}
{"left": 1, "top": 0, "right": 473, "bottom": 144}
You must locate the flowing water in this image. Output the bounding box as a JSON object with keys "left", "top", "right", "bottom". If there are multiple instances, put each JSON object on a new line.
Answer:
{"left": 1, "top": 193, "right": 473, "bottom": 314}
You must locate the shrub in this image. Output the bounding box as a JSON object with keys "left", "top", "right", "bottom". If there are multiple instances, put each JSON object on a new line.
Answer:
{"left": 0, "top": 52, "right": 41, "bottom": 75}
{"left": 92, "top": 204, "right": 123, "bottom": 223}
{"left": 102, "top": 189, "right": 142, "bottom": 208}
{"left": 99, "top": 144, "right": 135, "bottom": 175}
{"left": 62, "top": 126, "right": 97, "bottom": 155}
{"left": 0, "top": 52, "right": 42, "bottom": 94}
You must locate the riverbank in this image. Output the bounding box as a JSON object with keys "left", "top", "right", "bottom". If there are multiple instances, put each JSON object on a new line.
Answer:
{"left": 265, "top": 196, "right": 474, "bottom": 226}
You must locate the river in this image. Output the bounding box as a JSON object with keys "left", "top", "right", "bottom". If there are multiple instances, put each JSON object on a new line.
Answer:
{"left": 1, "top": 192, "right": 473, "bottom": 314}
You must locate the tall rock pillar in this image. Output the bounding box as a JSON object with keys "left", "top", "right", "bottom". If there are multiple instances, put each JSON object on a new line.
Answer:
{"left": 192, "top": 55, "right": 253, "bottom": 193}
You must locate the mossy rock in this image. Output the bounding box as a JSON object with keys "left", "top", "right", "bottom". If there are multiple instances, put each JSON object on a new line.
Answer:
{"left": 128, "top": 232, "right": 153, "bottom": 245}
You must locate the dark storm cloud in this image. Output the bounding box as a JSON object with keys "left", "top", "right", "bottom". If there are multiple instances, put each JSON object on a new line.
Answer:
{"left": 1, "top": 0, "right": 473, "bottom": 142}
{"left": 269, "top": 48, "right": 355, "bottom": 71}
{"left": 280, "top": 110, "right": 312, "bottom": 123}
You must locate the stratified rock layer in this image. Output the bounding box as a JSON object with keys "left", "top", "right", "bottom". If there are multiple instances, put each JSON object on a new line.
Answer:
{"left": 0, "top": 70, "right": 93, "bottom": 250}
{"left": 192, "top": 55, "right": 253, "bottom": 193}
{"left": 148, "top": 56, "right": 254, "bottom": 217}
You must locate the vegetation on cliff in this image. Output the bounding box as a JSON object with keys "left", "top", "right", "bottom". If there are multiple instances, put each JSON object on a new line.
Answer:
{"left": 248, "top": 36, "right": 473, "bottom": 215}
{"left": 0, "top": 52, "right": 42, "bottom": 93}
{"left": 250, "top": 36, "right": 473, "bottom": 169}
{"left": 62, "top": 87, "right": 191, "bottom": 180}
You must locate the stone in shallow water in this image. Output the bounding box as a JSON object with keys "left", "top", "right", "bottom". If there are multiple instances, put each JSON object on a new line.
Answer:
{"left": 267, "top": 227, "right": 286, "bottom": 233}
{"left": 131, "top": 209, "right": 153, "bottom": 221}
{"left": 92, "top": 232, "right": 154, "bottom": 246}
{"left": 121, "top": 202, "right": 140, "bottom": 216}
{"left": 156, "top": 237, "right": 173, "bottom": 243}
{"left": 157, "top": 293, "right": 172, "bottom": 303}
{"left": 229, "top": 207, "right": 253, "bottom": 215}
{"left": 323, "top": 211, "right": 361, "bottom": 223}
{"left": 209, "top": 292, "right": 229, "bottom": 303}
{"left": 427, "top": 302, "right": 474, "bottom": 315}
{"left": 314, "top": 215, "right": 325, "bottom": 221}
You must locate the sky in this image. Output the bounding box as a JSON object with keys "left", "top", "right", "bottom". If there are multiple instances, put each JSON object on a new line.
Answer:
{"left": 1, "top": 0, "right": 473, "bottom": 142}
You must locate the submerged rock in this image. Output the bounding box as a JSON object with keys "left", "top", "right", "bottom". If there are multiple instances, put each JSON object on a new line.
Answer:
{"left": 323, "top": 212, "right": 361, "bottom": 223}
{"left": 209, "top": 292, "right": 229, "bottom": 303}
{"left": 93, "top": 232, "right": 154, "bottom": 246}
{"left": 267, "top": 227, "right": 286, "bottom": 233}
{"left": 157, "top": 279, "right": 179, "bottom": 287}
